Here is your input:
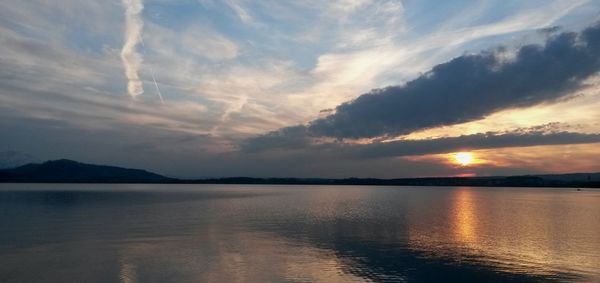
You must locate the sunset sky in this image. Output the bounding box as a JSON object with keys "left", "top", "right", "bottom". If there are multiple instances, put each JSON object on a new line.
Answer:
{"left": 1, "top": 0, "right": 599, "bottom": 178}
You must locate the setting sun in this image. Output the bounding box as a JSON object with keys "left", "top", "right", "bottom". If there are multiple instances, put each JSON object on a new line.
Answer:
{"left": 453, "top": 152, "right": 474, "bottom": 166}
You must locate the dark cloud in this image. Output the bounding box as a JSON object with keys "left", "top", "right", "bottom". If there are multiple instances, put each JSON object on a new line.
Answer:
{"left": 343, "top": 131, "right": 600, "bottom": 159}
{"left": 309, "top": 23, "right": 600, "bottom": 139}
{"left": 537, "top": 25, "right": 561, "bottom": 35}
{"left": 237, "top": 129, "right": 600, "bottom": 177}
{"left": 241, "top": 113, "right": 600, "bottom": 163}
{"left": 240, "top": 125, "right": 310, "bottom": 152}
{"left": 244, "top": 22, "right": 600, "bottom": 150}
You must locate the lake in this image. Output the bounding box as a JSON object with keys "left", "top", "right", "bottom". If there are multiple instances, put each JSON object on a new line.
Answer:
{"left": 0, "top": 184, "right": 599, "bottom": 282}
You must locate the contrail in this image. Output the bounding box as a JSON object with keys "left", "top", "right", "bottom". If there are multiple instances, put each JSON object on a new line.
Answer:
{"left": 150, "top": 70, "right": 164, "bottom": 103}
{"left": 120, "top": 0, "right": 144, "bottom": 98}
{"left": 138, "top": 35, "right": 164, "bottom": 103}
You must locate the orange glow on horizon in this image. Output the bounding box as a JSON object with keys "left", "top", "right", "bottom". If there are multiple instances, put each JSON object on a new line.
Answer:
{"left": 455, "top": 173, "right": 477, "bottom": 177}
{"left": 402, "top": 143, "right": 600, "bottom": 174}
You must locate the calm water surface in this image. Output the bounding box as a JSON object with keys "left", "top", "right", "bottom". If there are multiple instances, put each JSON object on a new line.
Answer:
{"left": 0, "top": 184, "right": 599, "bottom": 282}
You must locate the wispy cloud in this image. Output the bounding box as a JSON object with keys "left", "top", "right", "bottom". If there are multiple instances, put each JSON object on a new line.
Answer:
{"left": 225, "top": 0, "right": 254, "bottom": 25}
{"left": 121, "top": 0, "right": 145, "bottom": 98}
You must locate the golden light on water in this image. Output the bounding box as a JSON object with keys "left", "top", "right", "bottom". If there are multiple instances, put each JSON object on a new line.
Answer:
{"left": 453, "top": 152, "right": 474, "bottom": 166}
{"left": 452, "top": 189, "right": 477, "bottom": 244}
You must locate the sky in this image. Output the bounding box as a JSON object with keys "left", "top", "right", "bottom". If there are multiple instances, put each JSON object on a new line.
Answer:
{"left": 0, "top": 0, "right": 599, "bottom": 178}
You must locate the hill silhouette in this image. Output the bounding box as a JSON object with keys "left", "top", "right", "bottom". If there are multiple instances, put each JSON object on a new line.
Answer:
{"left": 0, "top": 159, "right": 171, "bottom": 183}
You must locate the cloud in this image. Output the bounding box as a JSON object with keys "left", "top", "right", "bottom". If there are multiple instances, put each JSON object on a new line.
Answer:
{"left": 241, "top": 121, "right": 600, "bottom": 157}
{"left": 295, "top": 0, "right": 589, "bottom": 110}
{"left": 345, "top": 131, "right": 600, "bottom": 159}
{"left": 1, "top": 0, "right": 599, "bottom": 178}
{"left": 307, "top": 23, "right": 600, "bottom": 139}
{"left": 240, "top": 125, "right": 310, "bottom": 152}
{"left": 328, "top": 0, "right": 373, "bottom": 14}
{"left": 147, "top": 22, "right": 239, "bottom": 63}
{"left": 236, "top": 127, "right": 600, "bottom": 177}
{"left": 245, "top": 22, "right": 600, "bottom": 148}
{"left": 225, "top": 0, "right": 254, "bottom": 25}
{"left": 121, "top": 0, "right": 145, "bottom": 98}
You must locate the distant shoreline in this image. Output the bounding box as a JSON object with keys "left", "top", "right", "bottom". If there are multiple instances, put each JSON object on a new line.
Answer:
{"left": 1, "top": 178, "right": 598, "bottom": 188}
{"left": 2, "top": 159, "right": 598, "bottom": 188}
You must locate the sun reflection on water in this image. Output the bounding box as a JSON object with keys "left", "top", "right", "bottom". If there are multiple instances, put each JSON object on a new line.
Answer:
{"left": 452, "top": 189, "right": 478, "bottom": 245}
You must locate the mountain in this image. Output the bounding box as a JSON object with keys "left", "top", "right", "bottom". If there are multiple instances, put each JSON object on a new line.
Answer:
{"left": 0, "top": 159, "right": 172, "bottom": 183}
{"left": 0, "top": 150, "right": 40, "bottom": 169}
